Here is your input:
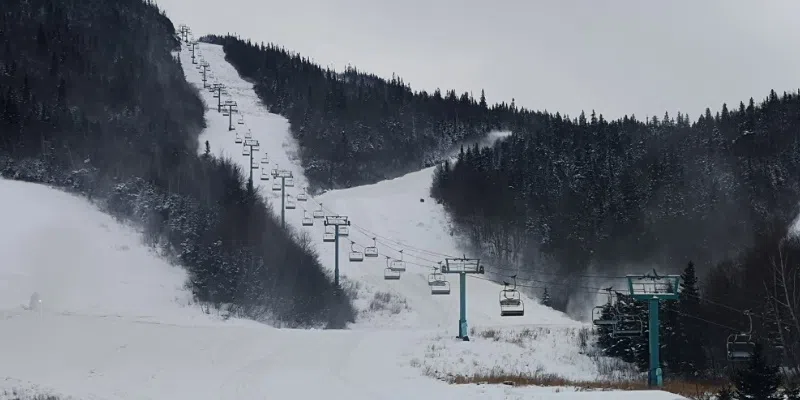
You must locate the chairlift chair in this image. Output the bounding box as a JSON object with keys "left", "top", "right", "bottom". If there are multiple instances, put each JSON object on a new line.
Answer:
{"left": 499, "top": 276, "right": 525, "bottom": 317}
{"left": 302, "top": 212, "right": 313, "bottom": 226}
{"left": 312, "top": 206, "right": 325, "bottom": 219}
{"left": 285, "top": 196, "right": 296, "bottom": 210}
{"left": 261, "top": 154, "right": 269, "bottom": 164}
{"left": 592, "top": 305, "right": 617, "bottom": 326}
{"left": 323, "top": 226, "right": 336, "bottom": 243}
{"left": 384, "top": 267, "right": 401, "bottom": 280}
{"left": 237, "top": 119, "right": 244, "bottom": 125}
{"left": 223, "top": 111, "right": 230, "bottom": 116}
{"left": 337, "top": 226, "right": 349, "bottom": 237}
{"left": 251, "top": 160, "right": 259, "bottom": 169}
{"left": 430, "top": 279, "right": 451, "bottom": 295}
{"left": 612, "top": 315, "right": 643, "bottom": 337}
{"left": 727, "top": 311, "right": 755, "bottom": 361}
{"left": 297, "top": 192, "right": 308, "bottom": 202}
{"left": 349, "top": 244, "right": 364, "bottom": 262}
{"left": 260, "top": 169, "right": 270, "bottom": 181}
{"left": 285, "top": 177, "right": 295, "bottom": 187}
{"left": 252, "top": 144, "right": 260, "bottom": 152}
{"left": 271, "top": 181, "right": 282, "bottom": 191}
{"left": 235, "top": 135, "right": 242, "bottom": 144}
{"left": 428, "top": 270, "right": 446, "bottom": 286}
{"left": 242, "top": 146, "right": 250, "bottom": 156}
{"left": 244, "top": 130, "right": 252, "bottom": 139}
{"left": 389, "top": 259, "right": 406, "bottom": 272}
{"left": 364, "top": 238, "right": 379, "bottom": 257}
{"left": 727, "top": 334, "right": 755, "bottom": 361}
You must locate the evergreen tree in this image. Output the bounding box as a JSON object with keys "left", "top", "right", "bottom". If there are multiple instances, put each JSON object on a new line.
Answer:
{"left": 541, "top": 287, "right": 551, "bottom": 307}
{"left": 676, "top": 261, "right": 707, "bottom": 378}
{"left": 731, "top": 343, "right": 781, "bottom": 400}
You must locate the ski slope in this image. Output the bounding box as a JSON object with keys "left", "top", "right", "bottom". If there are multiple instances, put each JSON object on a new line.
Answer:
{"left": 177, "top": 41, "right": 686, "bottom": 398}
{"left": 0, "top": 39, "right": 686, "bottom": 399}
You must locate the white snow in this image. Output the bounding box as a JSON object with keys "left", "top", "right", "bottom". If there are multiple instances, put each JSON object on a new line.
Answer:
{"left": 0, "top": 39, "right": 687, "bottom": 400}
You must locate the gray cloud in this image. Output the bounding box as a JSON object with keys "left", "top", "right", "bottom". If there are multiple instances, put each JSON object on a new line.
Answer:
{"left": 158, "top": 0, "right": 800, "bottom": 120}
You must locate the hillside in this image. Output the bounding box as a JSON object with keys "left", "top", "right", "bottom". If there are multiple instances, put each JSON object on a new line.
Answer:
{"left": 198, "top": 34, "right": 531, "bottom": 190}
{"left": 0, "top": 0, "right": 353, "bottom": 328}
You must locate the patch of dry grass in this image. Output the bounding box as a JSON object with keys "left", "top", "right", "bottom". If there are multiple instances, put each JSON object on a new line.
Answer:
{"left": 439, "top": 372, "right": 725, "bottom": 399}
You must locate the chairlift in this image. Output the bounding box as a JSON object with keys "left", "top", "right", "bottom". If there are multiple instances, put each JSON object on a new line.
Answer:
{"left": 388, "top": 257, "right": 406, "bottom": 272}
{"left": 592, "top": 305, "right": 617, "bottom": 326}
{"left": 302, "top": 212, "right": 314, "bottom": 226}
{"left": 260, "top": 169, "right": 270, "bottom": 181}
{"left": 285, "top": 177, "right": 295, "bottom": 187}
{"left": 430, "top": 279, "right": 451, "bottom": 295}
{"left": 389, "top": 250, "right": 406, "bottom": 271}
{"left": 349, "top": 243, "right": 364, "bottom": 262}
{"left": 364, "top": 238, "right": 379, "bottom": 258}
{"left": 251, "top": 160, "right": 259, "bottom": 169}
{"left": 428, "top": 268, "right": 450, "bottom": 295}
{"left": 428, "top": 268, "right": 446, "bottom": 286}
{"left": 323, "top": 226, "right": 336, "bottom": 243}
{"left": 338, "top": 225, "right": 349, "bottom": 237}
{"left": 261, "top": 154, "right": 269, "bottom": 164}
{"left": 271, "top": 181, "right": 281, "bottom": 191}
{"left": 384, "top": 267, "right": 401, "bottom": 280}
{"left": 727, "top": 311, "right": 755, "bottom": 361}
{"left": 242, "top": 146, "right": 250, "bottom": 156}
{"left": 235, "top": 135, "right": 242, "bottom": 144}
{"left": 500, "top": 275, "right": 525, "bottom": 317}
{"left": 237, "top": 119, "right": 244, "bottom": 125}
{"left": 252, "top": 144, "right": 260, "bottom": 152}
{"left": 297, "top": 192, "right": 308, "bottom": 202}
{"left": 244, "top": 130, "right": 252, "bottom": 139}
{"left": 312, "top": 204, "right": 324, "bottom": 219}
{"left": 612, "top": 315, "right": 643, "bottom": 337}
{"left": 285, "top": 195, "right": 296, "bottom": 210}
{"left": 223, "top": 111, "right": 230, "bottom": 117}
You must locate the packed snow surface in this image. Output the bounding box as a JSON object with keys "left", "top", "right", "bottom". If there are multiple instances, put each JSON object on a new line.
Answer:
{"left": 0, "top": 42, "right": 687, "bottom": 400}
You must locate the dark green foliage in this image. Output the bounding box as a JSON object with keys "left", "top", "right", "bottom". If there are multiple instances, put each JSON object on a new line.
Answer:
{"left": 716, "top": 385, "right": 734, "bottom": 400}
{"left": 198, "top": 34, "right": 530, "bottom": 191}
{"left": 0, "top": 0, "right": 354, "bottom": 328}
{"left": 731, "top": 343, "right": 781, "bottom": 400}
{"left": 540, "top": 287, "right": 551, "bottom": 307}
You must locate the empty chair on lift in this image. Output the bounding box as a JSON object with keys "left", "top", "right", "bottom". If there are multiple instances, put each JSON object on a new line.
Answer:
{"left": 389, "top": 259, "right": 406, "bottom": 272}
{"left": 348, "top": 243, "right": 364, "bottom": 262}
{"left": 242, "top": 146, "right": 250, "bottom": 156}
{"left": 364, "top": 238, "right": 379, "bottom": 257}
{"left": 261, "top": 154, "right": 269, "bottom": 164}
{"left": 430, "top": 279, "right": 450, "bottom": 295}
{"left": 499, "top": 276, "right": 525, "bottom": 317}
{"left": 285, "top": 177, "right": 295, "bottom": 187}
{"left": 727, "top": 311, "right": 755, "bottom": 361}
{"left": 271, "top": 180, "right": 282, "bottom": 191}
{"left": 323, "top": 226, "right": 336, "bottom": 243}
{"left": 338, "top": 225, "right": 349, "bottom": 237}
{"left": 312, "top": 206, "right": 325, "bottom": 219}
{"left": 612, "top": 315, "right": 643, "bottom": 337}
{"left": 244, "top": 130, "right": 252, "bottom": 139}
{"left": 428, "top": 269, "right": 450, "bottom": 295}
{"left": 285, "top": 195, "right": 296, "bottom": 210}
{"left": 384, "top": 267, "right": 401, "bottom": 280}
{"left": 592, "top": 305, "right": 617, "bottom": 326}
{"left": 297, "top": 192, "right": 308, "bottom": 202}
{"left": 238, "top": 117, "right": 244, "bottom": 125}
{"left": 235, "top": 134, "right": 242, "bottom": 144}
{"left": 260, "top": 169, "right": 270, "bottom": 181}
{"left": 301, "top": 211, "right": 313, "bottom": 226}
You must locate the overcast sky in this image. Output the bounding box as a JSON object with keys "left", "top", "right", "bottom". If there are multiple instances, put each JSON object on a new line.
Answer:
{"left": 155, "top": 0, "right": 800, "bottom": 121}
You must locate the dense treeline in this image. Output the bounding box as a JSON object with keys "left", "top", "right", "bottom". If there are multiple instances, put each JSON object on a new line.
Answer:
{"left": 0, "top": 0, "right": 354, "bottom": 327}
{"left": 199, "top": 34, "right": 532, "bottom": 190}
{"left": 432, "top": 92, "right": 800, "bottom": 376}
{"left": 432, "top": 93, "right": 800, "bottom": 292}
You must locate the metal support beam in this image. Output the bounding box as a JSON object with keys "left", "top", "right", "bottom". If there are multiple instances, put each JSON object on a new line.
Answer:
{"left": 442, "top": 257, "right": 484, "bottom": 342}
{"left": 324, "top": 216, "right": 350, "bottom": 289}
